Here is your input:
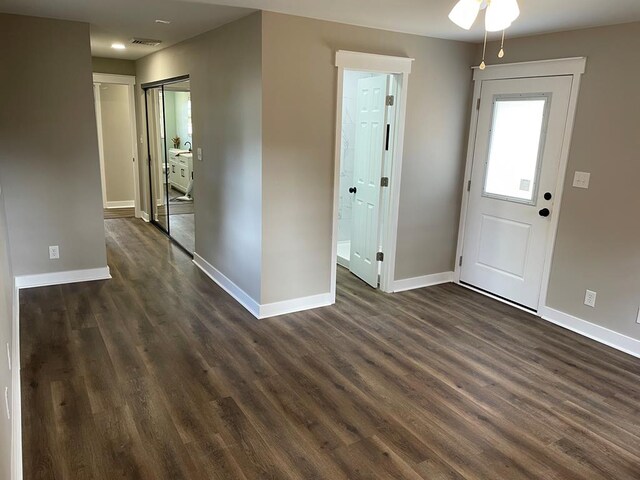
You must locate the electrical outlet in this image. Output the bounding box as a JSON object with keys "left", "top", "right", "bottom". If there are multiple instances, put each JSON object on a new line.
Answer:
{"left": 197, "top": 147, "right": 203, "bottom": 161}
{"left": 636, "top": 307, "right": 640, "bottom": 325}
{"left": 6, "top": 343, "right": 9, "bottom": 371}
{"left": 49, "top": 245, "right": 60, "bottom": 259}
{"left": 584, "top": 290, "right": 597, "bottom": 308}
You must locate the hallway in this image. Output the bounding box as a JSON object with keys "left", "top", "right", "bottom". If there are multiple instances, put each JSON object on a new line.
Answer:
{"left": 19, "top": 218, "right": 640, "bottom": 479}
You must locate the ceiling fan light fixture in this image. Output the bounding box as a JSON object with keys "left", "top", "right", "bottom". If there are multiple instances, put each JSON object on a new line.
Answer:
{"left": 448, "top": 0, "right": 482, "bottom": 30}
{"left": 485, "top": 0, "right": 520, "bottom": 32}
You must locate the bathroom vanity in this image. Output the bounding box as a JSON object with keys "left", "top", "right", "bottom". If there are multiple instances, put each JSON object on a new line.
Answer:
{"left": 168, "top": 148, "right": 193, "bottom": 193}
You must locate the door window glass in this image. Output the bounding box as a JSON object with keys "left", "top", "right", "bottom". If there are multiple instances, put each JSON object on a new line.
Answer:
{"left": 483, "top": 95, "right": 549, "bottom": 203}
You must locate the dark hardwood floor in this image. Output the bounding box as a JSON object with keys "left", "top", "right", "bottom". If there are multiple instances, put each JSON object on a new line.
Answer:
{"left": 20, "top": 218, "right": 640, "bottom": 479}
{"left": 103, "top": 207, "right": 135, "bottom": 219}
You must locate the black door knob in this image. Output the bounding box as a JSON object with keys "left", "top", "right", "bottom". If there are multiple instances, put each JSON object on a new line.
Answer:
{"left": 349, "top": 187, "right": 357, "bottom": 194}
{"left": 539, "top": 208, "right": 550, "bottom": 217}
{"left": 544, "top": 192, "right": 552, "bottom": 201}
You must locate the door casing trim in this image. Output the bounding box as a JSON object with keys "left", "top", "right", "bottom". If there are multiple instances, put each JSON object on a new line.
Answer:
{"left": 331, "top": 51, "right": 414, "bottom": 297}
{"left": 92, "top": 73, "right": 142, "bottom": 219}
{"left": 454, "top": 57, "right": 587, "bottom": 312}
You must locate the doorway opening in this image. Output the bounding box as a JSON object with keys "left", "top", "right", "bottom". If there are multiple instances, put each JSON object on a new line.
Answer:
{"left": 143, "top": 76, "right": 195, "bottom": 255}
{"left": 93, "top": 73, "right": 140, "bottom": 219}
{"left": 331, "top": 51, "right": 413, "bottom": 298}
{"left": 337, "top": 70, "right": 398, "bottom": 288}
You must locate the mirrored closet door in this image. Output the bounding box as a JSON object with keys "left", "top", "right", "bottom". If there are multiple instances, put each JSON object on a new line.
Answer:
{"left": 143, "top": 77, "right": 195, "bottom": 254}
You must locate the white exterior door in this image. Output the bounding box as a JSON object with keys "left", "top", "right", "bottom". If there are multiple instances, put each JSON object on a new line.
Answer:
{"left": 460, "top": 76, "right": 572, "bottom": 309}
{"left": 349, "top": 74, "right": 389, "bottom": 287}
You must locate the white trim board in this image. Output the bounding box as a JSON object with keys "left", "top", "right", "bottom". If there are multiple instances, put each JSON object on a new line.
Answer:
{"left": 331, "top": 51, "right": 413, "bottom": 297}
{"left": 193, "top": 253, "right": 260, "bottom": 317}
{"left": 472, "top": 57, "right": 587, "bottom": 81}
{"left": 11, "top": 285, "right": 22, "bottom": 480}
{"left": 337, "top": 256, "right": 350, "bottom": 269}
{"left": 93, "top": 73, "right": 136, "bottom": 85}
{"left": 193, "top": 253, "right": 333, "bottom": 319}
{"left": 92, "top": 73, "right": 142, "bottom": 219}
{"left": 336, "top": 50, "right": 414, "bottom": 73}
{"left": 14, "top": 267, "right": 111, "bottom": 289}
{"left": 106, "top": 200, "right": 135, "bottom": 209}
{"left": 539, "top": 306, "right": 640, "bottom": 359}
{"left": 260, "top": 293, "right": 333, "bottom": 319}
{"left": 393, "top": 271, "right": 453, "bottom": 293}
{"left": 454, "top": 57, "right": 587, "bottom": 313}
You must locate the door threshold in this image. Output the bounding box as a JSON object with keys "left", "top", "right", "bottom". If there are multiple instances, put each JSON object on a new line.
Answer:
{"left": 457, "top": 281, "right": 537, "bottom": 315}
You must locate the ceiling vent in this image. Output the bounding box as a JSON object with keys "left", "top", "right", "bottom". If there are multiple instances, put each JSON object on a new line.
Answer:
{"left": 130, "top": 38, "right": 162, "bottom": 47}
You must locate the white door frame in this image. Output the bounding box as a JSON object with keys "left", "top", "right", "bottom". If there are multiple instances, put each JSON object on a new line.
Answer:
{"left": 332, "top": 51, "right": 413, "bottom": 298}
{"left": 93, "top": 73, "right": 142, "bottom": 218}
{"left": 454, "top": 57, "right": 587, "bottom": 312}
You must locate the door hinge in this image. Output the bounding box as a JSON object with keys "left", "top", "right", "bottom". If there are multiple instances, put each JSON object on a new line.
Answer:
{"left": 476, "top": 98, "right": 481, "bottom": 110}
{"left": 459, "top": 255, "right": 463, "bottom": 267}
{"left": 467, "top": 180, "right": 471, "bottom": 192}
{"left": 386, "top": 95, "right": 395, "bottom": 106}
{"left": 376, "top": 252, "right": 384, "bottom": 262}
{"left": 381, "top": 177, "right": 389, "bottom": 187}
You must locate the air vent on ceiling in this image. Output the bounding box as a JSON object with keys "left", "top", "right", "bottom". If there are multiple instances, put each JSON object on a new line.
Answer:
{"left": 130, "top": 38, "right": 162, "bottom": 47}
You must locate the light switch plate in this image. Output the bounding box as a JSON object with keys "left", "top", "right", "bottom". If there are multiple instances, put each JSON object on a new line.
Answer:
{"left": 573, "top": 171, "right": 591, "bottom": 189}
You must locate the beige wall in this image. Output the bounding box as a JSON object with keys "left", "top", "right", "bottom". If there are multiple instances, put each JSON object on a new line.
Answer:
{"left": 0, "top": 14, "right": 107, "bottom": 276}
{"left": 135, "top": 12, "right": 263, "bottom": 301}
{"left": 92, "top": 56, "right": 136, "bottom": 76}
{"left": 261, "top": 12, "right": 476, "bottom": 303}
{"left": 480, "top": 22, "right": 640, "bottom": 340}
{"left": 99, "top": 84, "right": 135, "bottom": 204}
{"left": 0, "top": 186, "right": 13, "bottom": 480}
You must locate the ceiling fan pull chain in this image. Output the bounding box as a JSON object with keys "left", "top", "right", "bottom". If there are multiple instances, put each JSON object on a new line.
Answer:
{"left": 498, "top": 29, "right": 505, "bottom": 58}
{"left": 479, "top": 29, "right": 488, "bottom": 70}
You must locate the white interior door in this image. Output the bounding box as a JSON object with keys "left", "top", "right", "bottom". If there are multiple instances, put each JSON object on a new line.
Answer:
{"left": 460, "top": 76, "right": 572, "bottom": 309}
{"left": 349, "top": 74, "right": 389, "bottom": 287}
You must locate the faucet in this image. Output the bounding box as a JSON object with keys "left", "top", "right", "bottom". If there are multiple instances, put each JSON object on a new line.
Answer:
{"left": 184, "top": 141, "right": 192, "bottom": 151}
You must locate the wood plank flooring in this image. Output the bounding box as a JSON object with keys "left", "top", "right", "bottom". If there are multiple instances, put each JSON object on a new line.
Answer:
{"left": 103, "top": 207, "right": 135, "bottom": 219}
{"left": 169, "top": 213, "right": 195, "bottom": 253}
{"left": 20, "top": 218, "right": 640, "bottom": 479}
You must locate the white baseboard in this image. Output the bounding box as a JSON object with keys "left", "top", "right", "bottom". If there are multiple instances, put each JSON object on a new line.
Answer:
{"left": 106, "top": 200, "right": 135, "bottom": 209}
{"left": 141, "top": 211, "right": 150, "bottom": 222}
{"left": 539, "top": 306, "right": 640, "bottom": 359}
{"left": 260, "top": 292, "right": 333, "bottom": 319}
{"left": 193, "top": 253, "right": 260, "bottom": 318}
{"left": 337, "top": 241, "right": 350, "bottom": 268}
{"left": 393, "top": 271, "right": 453, "bottom": 293}
{"left": 14, "top": 267, "right": 111, "bottom": 289}
{"left": 11, "top": 286, "right": 22, "bottom": 480}
{"left": 193, "top": 252, "right": 334, "bottom": 319}
{"left": 337, "top": 255, "right": 349, "bottom": 269}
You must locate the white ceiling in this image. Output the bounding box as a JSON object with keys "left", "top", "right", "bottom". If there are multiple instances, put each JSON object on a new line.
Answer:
{"left": 2, "top": 0, "right": 640, "bottom": 59}
{"left": 0, "top": 0, "right": 255, "bottom": 59}
{"left": 199, "top": 0, "right": 640, "bottom": 41}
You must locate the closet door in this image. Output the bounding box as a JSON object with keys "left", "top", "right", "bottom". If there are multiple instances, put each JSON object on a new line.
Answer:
{"left": 146, "top": 86, "right": 170, "bottom": 233}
